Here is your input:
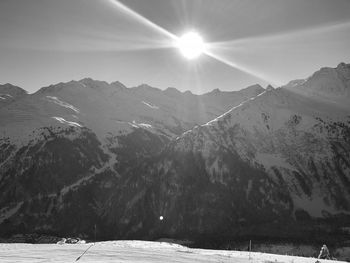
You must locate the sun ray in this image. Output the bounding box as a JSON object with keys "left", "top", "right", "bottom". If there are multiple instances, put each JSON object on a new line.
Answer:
{"left": 109, "top": 0, "right": 179, "bottom": 42}
{"left": 70, "top": 29, "right": 176, "bottom": 52}
{"left": 107, "top": 0, "right": 278, "bottom": 85}
{"left": 209, "top": 21, "right": 350, "bottom": 50}
{"left": 204, "top": 21, "right": 350, "bottom": 86}
{"left": 203, "top": 49, "right": 281, "bottom": 86}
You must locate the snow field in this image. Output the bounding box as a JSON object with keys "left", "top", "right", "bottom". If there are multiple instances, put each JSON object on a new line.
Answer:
{"left": 0, "top": 241, "right": 346, "bottom": 263}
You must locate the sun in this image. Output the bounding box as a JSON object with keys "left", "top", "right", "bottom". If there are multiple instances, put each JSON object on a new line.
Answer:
{"left": 176, "top": 31, "right": 205, "bottom": 60}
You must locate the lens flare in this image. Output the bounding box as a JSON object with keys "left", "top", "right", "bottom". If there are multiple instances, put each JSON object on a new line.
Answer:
{"left": 109, "top": 0, "right": 178, "bottom": 41}
{"left": 176, "top": 32, "right": 205, "bottom": 60}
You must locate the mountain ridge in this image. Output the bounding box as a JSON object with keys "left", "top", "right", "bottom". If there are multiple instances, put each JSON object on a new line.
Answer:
{"left": 0, "top": 63, "right": 349, "bottom": 246}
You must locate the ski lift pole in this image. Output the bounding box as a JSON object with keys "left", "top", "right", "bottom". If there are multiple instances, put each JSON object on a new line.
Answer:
{"left": 75, "top": 224, "right": 96, "bottom": 262}
{"left": 249, "top": 240, "right": 252, "bottom": 260}
{"left": 75, "top": 243, "right": 94, "bottom": 261}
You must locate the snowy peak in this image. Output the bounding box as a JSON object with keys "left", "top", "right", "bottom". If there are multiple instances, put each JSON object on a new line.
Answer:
{"left": 283, "top": 62, "right": 350, "bottom": 102}
{"left": 265, "top": 85, "right": 274, "bottom": 91}
{"left": 110, "top": 80, "right": 128, "bottom": 90}
{"left": 78, "top": 78, "right": 109, "bottom": 88}
{"left": 0, "top": 83, "right": 27, "bottom": 97}
{"left": 35, "top": 78, "right": 112, "bottom": 96}
{"left": 238, "top": 84, "right": 265, "bottom": 96}
{"left": 0, "top": 83, "right": 27, "bottom": 107}
{"left": 164, "top": 87, "right": 182, "bottom": 97}
{"left": 206, "top": 88, "right": 221, "bottom": 95}
{"left": 0, "top": 78, "right": 267, "bottom": 143}
{"left": 202, "top": 84, "right": 264, "bottom": 99}
{"left": 244, "top": 83, "right": 264, "bottom": 91}
{"left": 283, "top": 79, "right": 307, "bottom": 89}
{"left": 335, "top": 62, "right": 350, "bottom": 79}
{"left": 336, "top": 61, "right": 349, "bottom": 70}
{"left": 163, "top": 87, "right": 193, "bottom": 97}
{"left": 133, "top": 83, "right": 162, "bottom": 94}
{"left": 35, "top": 80, "right": 83, "bottom": 95}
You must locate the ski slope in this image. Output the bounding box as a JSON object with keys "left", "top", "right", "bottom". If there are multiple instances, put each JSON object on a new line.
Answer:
{"left": 0, "top": 241, "right": 345, "bottom": 263}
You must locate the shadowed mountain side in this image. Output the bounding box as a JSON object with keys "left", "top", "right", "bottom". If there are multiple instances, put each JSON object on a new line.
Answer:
{"left": 0, "top": 64, "right": 349, "bottom": 247}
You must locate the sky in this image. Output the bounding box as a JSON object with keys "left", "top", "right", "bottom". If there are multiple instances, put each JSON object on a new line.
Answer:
{"left": 0, "top": 0, "right": 350, "bottom": 94}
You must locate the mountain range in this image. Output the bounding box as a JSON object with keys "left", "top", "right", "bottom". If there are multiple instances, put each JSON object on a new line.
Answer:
{"left": 0, "top": 63, "right": 349, "bottom": 247}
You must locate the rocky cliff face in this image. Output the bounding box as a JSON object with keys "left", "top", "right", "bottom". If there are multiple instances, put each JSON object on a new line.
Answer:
{"left": 0, "top": 64, "right": 349, "bottom": 244}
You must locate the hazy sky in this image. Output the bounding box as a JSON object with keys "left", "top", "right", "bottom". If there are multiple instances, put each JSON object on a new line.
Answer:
{"left": 1, "top": 0, "right": 350, "bottom": 93}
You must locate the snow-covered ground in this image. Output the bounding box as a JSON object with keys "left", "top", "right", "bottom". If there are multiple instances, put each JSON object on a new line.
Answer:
{"left": 0, "top": 240, "right": 346, "bottom": 263}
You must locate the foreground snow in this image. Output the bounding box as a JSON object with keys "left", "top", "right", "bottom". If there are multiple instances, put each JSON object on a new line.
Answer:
{"left": 0, "top": 241, "right": 345, "bottom": 263}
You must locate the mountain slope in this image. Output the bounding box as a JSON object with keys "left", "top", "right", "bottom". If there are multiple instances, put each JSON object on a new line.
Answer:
{"left": 283, "top": 62, "right": 350, "bottom": 108}
{"left": 0, "top": 79, "right": 264, "bottom": 141}
{"left": 101, "top": 64, "right": 350, "bottom": 242}
{"left": 0, "top": 64, "right": 349, "bottom": 245}
{"left": 0, "top": 79, "right": 265, "bottom": 239}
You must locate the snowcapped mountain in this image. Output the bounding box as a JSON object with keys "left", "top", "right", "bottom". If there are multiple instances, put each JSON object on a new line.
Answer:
{"left": 0, "top": 84, "right": 27, "bottom": 108}
{"left": 0, "top": 63, "right": 349, "bottom": 247}
{"left": 0, "top": 78, "right": 264, "bottom": 141}
{"left": 0, "top": 79, "right": 264, "bottom": 238}
{"left": 283, "top": 62, "right": 350, "bottom": 107}
{"left": 131, "top": 63, "right": 349, "bottom": 238}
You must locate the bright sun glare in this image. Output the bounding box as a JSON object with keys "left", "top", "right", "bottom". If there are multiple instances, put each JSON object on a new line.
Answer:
{"left": 176, "top": 31, "right": 205, "bottom": 60}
